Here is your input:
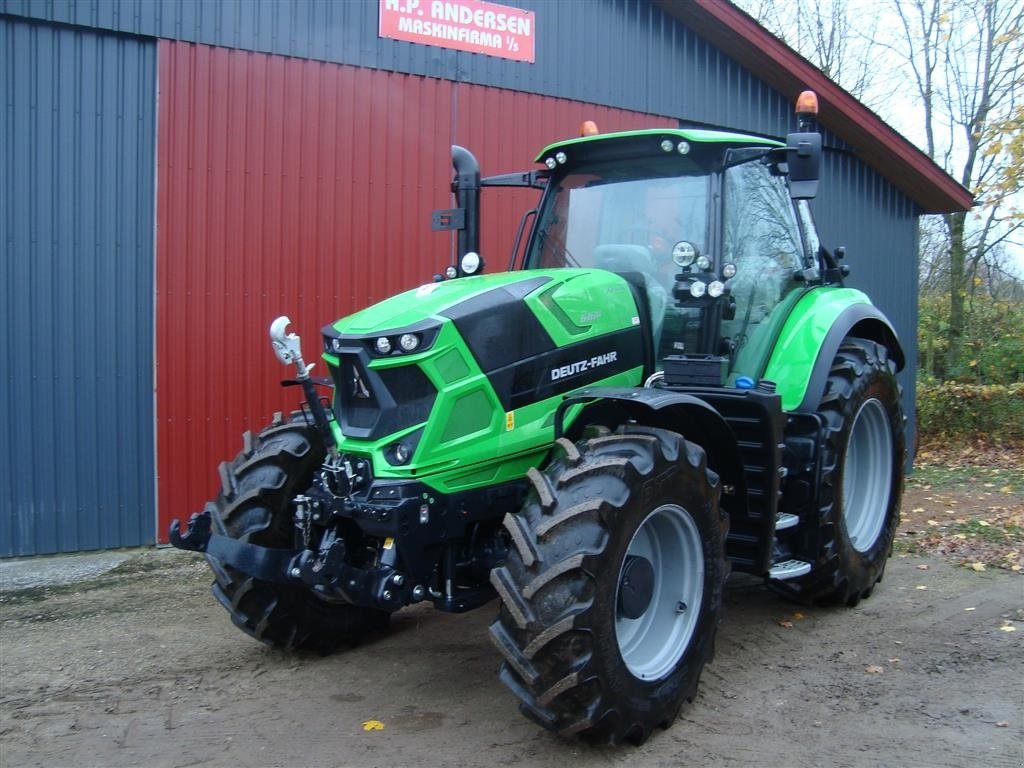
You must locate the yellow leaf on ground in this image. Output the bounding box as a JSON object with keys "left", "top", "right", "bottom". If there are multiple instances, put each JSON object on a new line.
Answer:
{"left": 999, "top": 625, "right": 1016, "bottom": 633}
{"left": 362, "top": 720, "right": 385, "bottom": 731}
{"left": 865, "top": 665, "right": 884, "bottom": 674}
{"left": 965, "top": 607, "right": 976, "bottom": 611}
{"left": 927, "top": 520, "right": 939, "bottom": 526}
{"left": 999, "top": 485, "right": 1014, "bottom": 493}
{"left": 916, "top": 585, "right": 928, "bottom": 590}
{"left": 912, "top": 507, "right": 925, "bottom": 513}
{"left": 777, "top": 619, "right": 794, "bottom": 628}
{"left": 971, "top": 562, "right": 987, "bottom": 572}
{"left": 917, "top": 564, "right": 930, "bottom": 570}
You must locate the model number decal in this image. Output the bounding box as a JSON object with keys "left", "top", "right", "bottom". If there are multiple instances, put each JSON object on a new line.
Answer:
{"left": 550, "top": 351, "right": 618, "bottom": 381}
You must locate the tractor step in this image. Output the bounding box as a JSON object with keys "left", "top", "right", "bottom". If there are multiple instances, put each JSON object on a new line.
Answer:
{"left": 775, "top": 512, "right": 799, "bottom": 530}
{"left": 768, "top": 559, "right": 811, "bottom": 580}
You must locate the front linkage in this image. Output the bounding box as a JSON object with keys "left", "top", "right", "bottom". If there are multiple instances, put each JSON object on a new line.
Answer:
{"left": 170, "top": 318, "right": 512, "bottom": 614}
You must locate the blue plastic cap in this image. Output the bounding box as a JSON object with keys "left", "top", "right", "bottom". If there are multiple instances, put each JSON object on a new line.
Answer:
{"left": 735, "top": 376, "right": 755, "bottom": 390}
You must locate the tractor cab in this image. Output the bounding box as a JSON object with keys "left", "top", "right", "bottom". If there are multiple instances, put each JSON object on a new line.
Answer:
{"left": 522, "top": 126, "right": 824, "bottom": 386}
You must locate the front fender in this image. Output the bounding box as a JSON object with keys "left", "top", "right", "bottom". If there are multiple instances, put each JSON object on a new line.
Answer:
{"left": 762, "top": 288, "right": 905, "bottom": 412}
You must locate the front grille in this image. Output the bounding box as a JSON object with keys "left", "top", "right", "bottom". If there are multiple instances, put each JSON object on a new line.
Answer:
{"left": 329, "top": 352, "right": 437, "bottom": 440}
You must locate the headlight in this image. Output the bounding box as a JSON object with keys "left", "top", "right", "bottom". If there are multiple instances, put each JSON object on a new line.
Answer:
{"left": 690, "top": 281, "right": 707, "bottom": 298}
{"left": 461, "top": 251, "right": 482, "bottom": 275}
{"left": 708, "top": 280, "right": 725, "bottom": 298}
{"left": 555, "top": 151, "right": 567, "bottom": 164}
{"left": 399, "top": 333, "right": 420, "bottom": 352}
{"left": 374, "top": 337, "right": 392, "bottom": 355}
{"left": 545, "top": 157, "right": 557, "bottom": 169}
{"left": 444, "top": 265, "right": 458, "bottom": 279}
{"left": 386, "top": 441, "right": 413, "bottom": 465}
{"left": 672, "top": 241, "right": 697, "bottom": 268}
{"left": 722, "top": 262, "right": 737, "bottom": 278}
{"left": 696, "top": 255, "right": 711, "bottom": 271}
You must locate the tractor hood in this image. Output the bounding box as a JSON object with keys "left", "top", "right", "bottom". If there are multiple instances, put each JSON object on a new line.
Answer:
{"left": 329, "top": 271, "right": 561, "bottom": 337}
{"left": 319, "top": 268, "right": 648, "bottom": 491}
{"left": 324, "top": 268, "right": 644, "bottom": 343}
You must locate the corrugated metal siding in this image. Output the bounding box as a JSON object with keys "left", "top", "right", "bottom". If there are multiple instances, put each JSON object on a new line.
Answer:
{"left": 0, "top": 0, "right": 863, "bottom": 145}
{"left": 813, "top": 150, "right": 920, "bottom": 456}
{"left": 0, "top": 17, "right": 156, "bottom": 557}
{"left": 155, "top": 41, "right": 673, "bottom": 540}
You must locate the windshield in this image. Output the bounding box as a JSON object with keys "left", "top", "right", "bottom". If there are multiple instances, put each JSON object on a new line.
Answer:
{"left": 524, "top": 157, "right": 711, "bottom": 281}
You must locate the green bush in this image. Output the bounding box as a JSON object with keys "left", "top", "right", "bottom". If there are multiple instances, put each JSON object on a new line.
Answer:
{"left": 917, "top": 382, "right": 1024, "bottom": 444}
{"left": 918, "top": 294, "right": 1024, "bottom": 384}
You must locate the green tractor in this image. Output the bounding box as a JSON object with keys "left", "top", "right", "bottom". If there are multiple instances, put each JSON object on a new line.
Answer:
{"left": 171, "top": 91, "right": 905, "bottom": 745}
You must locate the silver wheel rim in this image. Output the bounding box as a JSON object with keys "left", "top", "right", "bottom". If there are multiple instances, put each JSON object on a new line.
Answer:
{"left": 615, "top": 504, "right": 704, "bottom": 680}
{"left": 843, "top": 398, "right": 893, "bottom": 553}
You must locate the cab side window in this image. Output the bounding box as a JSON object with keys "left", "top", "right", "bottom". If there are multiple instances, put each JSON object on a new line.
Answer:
{"left": 721, "top": 162, "right": 804, "bottom": 358}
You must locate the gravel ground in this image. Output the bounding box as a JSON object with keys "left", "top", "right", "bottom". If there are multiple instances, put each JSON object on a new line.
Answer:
{"left": 1, "top": 545, "right": 1021, "bottom": 768}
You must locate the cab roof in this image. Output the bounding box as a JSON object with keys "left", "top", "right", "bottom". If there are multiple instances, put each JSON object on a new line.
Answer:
{"left": 535, "top": 127, "right": 783, "bottom": 163}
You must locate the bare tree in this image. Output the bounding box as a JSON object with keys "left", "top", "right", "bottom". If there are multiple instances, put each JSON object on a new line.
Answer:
{"left": 887, "top": 0, "right": 1023, "bottom": 374}
{"left": 739, "top": 0, "right": 1024, "bottom": 378}
{"left": 738, "top": 0, "right": 881, "bottom": 102}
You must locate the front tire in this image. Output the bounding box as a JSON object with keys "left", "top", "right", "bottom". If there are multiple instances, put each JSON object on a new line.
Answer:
{"left": 780, "top": 338, "right": 905, "bottom": 606}
{"left": 206, "top": 417, "right": 388, "bottom": 653}
{"left": 489, "top": 426, "right": 726, "bottom": 745}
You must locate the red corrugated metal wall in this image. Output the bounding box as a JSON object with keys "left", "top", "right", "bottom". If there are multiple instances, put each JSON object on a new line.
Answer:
{"left": 156, "top": 40, "right": 675, "bottom": 539}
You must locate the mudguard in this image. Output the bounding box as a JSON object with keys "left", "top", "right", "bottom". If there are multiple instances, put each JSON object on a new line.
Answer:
{"left": 761, "top": 288, "right": 905, "bottom": 413}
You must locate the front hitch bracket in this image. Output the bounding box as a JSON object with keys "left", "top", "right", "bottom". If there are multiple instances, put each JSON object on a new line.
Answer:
{"left": 168, "top": 510, "right": 407, "bottom": 609}
{"left": 169, "top": 510, "right": 302, "bottom": 586}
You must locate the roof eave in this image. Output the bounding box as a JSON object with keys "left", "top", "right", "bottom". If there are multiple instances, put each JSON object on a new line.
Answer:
{"left": 655, "top": 0, "right": 974, "bottom": 214}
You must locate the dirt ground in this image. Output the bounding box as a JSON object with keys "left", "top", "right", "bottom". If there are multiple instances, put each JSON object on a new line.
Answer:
{"left": 2, "top": 462, "right": 1023, "bottom": 768}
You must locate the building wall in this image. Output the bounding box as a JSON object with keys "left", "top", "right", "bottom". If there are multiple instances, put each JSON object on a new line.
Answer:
{"left": 813, "top": 149, "right": 920, "bottom": 457}
{"left": 0, "top": 16, "right": 156, "bottom": 556}
{"left": 0, "top": 0, "right": 847, "bottom": 144}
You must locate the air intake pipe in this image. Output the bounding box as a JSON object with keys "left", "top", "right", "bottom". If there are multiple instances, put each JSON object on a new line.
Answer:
{"left": 451, "top": 145, "right": 480, "bottom": 267}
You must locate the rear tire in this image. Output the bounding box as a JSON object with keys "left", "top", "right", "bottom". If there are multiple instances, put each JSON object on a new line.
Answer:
{"left": 206, "top": 418, "right": 388, "bottom": 653}
{"left": 489, "top": 426, "right": 726, "bottom": 745}
{"left": 778, "top": 338, "right": 905, "bottom": 606}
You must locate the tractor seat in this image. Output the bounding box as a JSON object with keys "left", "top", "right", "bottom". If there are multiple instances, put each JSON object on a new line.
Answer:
{"left": 594, "top": 244, "right": 667, "bottom": 351}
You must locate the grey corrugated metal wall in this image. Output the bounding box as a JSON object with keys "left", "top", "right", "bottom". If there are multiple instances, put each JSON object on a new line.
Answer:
{"left": 0, "top": 0, "right": 807, "bottom": 139}
{"left": 0, "top": 16, "right": 156, "bottom": 556}
{"left": 813, "top": 150, "right": 920, "bottom": 457}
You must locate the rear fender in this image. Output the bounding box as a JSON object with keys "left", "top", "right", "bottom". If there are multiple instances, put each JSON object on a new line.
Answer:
{"left": 762, "top": 288, "right": 905, "bottom": 413}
